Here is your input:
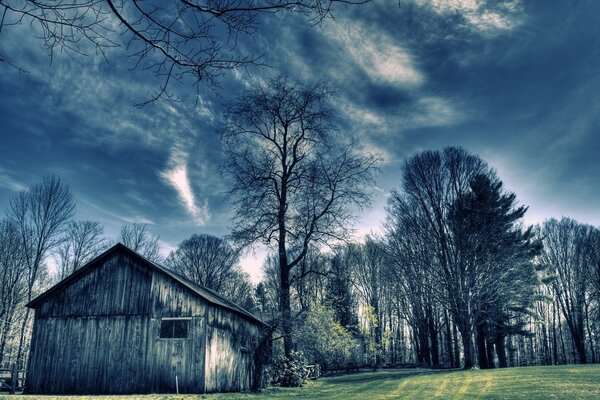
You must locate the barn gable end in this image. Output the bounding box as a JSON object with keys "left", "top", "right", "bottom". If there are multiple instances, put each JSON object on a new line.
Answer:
{"left": 25, "top": 244, "right": 265, "bottom": 394}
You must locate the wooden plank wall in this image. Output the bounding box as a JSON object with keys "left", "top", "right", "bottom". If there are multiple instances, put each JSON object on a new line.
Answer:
{"left": 146, "top": 316, "right": 205, "bottom": 393}
{"left": 38, "top": 254, "right": 152, "bottom": 318}
{"left": 27, "top": 315, "right": 149, "bottom": 394}
{"left": 204, "top": 306, "right": 259, "bottom": 392}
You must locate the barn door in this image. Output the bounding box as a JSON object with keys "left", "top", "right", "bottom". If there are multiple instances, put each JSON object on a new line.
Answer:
{"left": 149, "top": 316, "right": 205, "bottom": 393}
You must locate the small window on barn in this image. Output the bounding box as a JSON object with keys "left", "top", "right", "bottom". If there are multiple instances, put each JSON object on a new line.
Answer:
{"left": 159, "top": 318, "right": 190, "bottom": 339}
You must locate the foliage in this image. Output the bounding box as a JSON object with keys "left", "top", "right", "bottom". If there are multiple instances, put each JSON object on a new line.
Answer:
{"left": 270, "top": 351, "right": 310, "bottom": 387}
{"left": 296, "top": 306, "right": 359, "bottom": 370}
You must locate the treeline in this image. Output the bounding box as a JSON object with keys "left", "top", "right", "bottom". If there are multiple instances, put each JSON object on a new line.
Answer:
{"left": 254, "top": 148, "right": 600, "bottom": 370}
{"left": 1, "top": 147, "right": 598, "bottom": 373}
{"left": 0, "top": 176, "right": 254, "bottom": 370}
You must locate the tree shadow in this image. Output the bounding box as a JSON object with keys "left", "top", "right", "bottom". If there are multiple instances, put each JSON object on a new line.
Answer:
{"left": 324, "top": 368, "right": 455, "bottom": 385}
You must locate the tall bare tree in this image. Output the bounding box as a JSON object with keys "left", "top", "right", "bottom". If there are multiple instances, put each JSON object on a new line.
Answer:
{"left": 1, "top": 0, "right": 369, "bottom": 102}
{"left": 119, "top": 223, "right": 161, "bottom": 262}
{"left": 55, "top": 220, "right": 106, "bottom": 279}
{"left": 222, "top": 76, "right": 379, "bottom": 360}
{"left": 7, "top": 175, "right": 75, "bottom": 367}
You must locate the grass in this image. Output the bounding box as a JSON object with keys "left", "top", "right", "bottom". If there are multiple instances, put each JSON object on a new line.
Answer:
{"left": 3, "top": 365, "right": 600, "bottom": 400}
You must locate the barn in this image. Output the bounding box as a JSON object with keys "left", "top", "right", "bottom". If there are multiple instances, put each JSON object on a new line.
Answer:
{"left": 24, "top": 243, "right": 268, "bottom": 394}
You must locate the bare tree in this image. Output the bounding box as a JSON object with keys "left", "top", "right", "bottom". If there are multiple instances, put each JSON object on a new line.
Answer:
{"left": 119, "top": 223, "right": 161, "bottom": 262}
{"left": 0, "top": 219, "right": 28, "bottom": 366}
{"left": 540, "top": 218, "right": 594, "bottom": 364}
{"left": 1, "top": 0, "right": 369, "bottom": 102}
{"left": 222, "top": 76, "right": 379, "bottom": 361}
{"left": 351, "top": 236, "right": 387, "bottom": 368}
{"left": 55, "top": 220, "right": 106, "bottom": 279}
{"left": 7, "top": 175, "right": 75, "bottom": 368}
{"left": 164, "top": 233, "right": 240, "bottom": 293}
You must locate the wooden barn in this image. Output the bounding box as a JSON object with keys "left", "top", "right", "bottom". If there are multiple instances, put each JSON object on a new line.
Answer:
{"left": 24, "top": 243, "right": 267, "bottom": 394}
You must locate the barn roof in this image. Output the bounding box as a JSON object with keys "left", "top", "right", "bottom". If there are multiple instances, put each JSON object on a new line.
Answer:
{"left": 27, "top": 243, "right": 267, "bottom": 327}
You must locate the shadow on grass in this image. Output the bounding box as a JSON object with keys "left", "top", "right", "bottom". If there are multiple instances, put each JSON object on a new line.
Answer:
{"left": 324, "top": 368, "right": 458, "bottom": 385}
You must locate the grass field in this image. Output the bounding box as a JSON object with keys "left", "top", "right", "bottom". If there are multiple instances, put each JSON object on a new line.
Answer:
{"left": 3, "top": 365, "right": 599, "bottom": 400}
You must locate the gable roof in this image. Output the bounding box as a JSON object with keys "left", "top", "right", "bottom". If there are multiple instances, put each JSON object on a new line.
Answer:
{"left": 27, "top": 243, "right": 267, "bottom": 327}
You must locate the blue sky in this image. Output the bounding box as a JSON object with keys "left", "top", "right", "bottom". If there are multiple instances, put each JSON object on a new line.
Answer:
{"left": 1, "top": 0, "right": 599, "bottom": 281}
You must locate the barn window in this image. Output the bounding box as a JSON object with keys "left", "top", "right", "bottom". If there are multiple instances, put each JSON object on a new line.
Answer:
{"left": 159, "top": 318, "right": 190, "bottom": 339}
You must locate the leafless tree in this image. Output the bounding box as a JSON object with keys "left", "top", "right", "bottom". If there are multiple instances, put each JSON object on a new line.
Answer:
{"left": 55, "top": 220, "right": 106, "bottom": 279}
{"left": 164, "top": 233, "right": 240, "bottom": 293}
{"left": 1, "top": 0, "right": 369, "bottom": 103}
{"left": 222, "top": 76, "right": 379, "bottom": 360}
{"left": 119, "top": 223, "right": 161, "bottom": 262}
{"left": 351, "top": 236, "right": 387, "bottom": 368}
{"left": 540, "top": 218, "right": 595, "bottom": 364}
{"left": 7, "top": 175, "right": 75, "bottom": 368}
{"left": 0, "top": 219, "right": 28, "bottom": 366}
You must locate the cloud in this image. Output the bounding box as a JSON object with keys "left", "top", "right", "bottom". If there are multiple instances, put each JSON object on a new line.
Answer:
{"left": 0, "top": 169, "right": 26, "bottom": 191}
{"left": 328, "top": 21, "right": 423, "bottom": 87}
{"left": 161, "top": 161, "right": 210, "bottom": 226}
{"left": 419, "top": 0, "right": 523, "bottom": 34}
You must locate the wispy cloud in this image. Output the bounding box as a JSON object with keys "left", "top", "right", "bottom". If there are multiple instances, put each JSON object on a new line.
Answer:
{"left": 419, "top": 0, "right": 523, "bottom": 34}
{"left": 161, "top": 158, "right": 210, "bottom": 226}
{"left": 328, "top": 21, "right": 423, "bottom": 87}
{"left": 0, "top": 169, "right": 25, "bottom": 191}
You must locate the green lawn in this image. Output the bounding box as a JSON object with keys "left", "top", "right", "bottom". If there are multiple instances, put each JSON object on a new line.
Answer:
{"left": 3, "top": 365, "right": 599, "bottom": 400}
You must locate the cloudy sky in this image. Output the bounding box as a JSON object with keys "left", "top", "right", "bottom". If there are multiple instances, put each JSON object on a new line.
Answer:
{"left": 1, "top": 0, "right": 599, "bottom": 282}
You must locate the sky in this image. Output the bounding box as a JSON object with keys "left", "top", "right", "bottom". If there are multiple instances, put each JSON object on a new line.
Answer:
{"left": 1, "top": 0, "right": 599, "bottom": 283}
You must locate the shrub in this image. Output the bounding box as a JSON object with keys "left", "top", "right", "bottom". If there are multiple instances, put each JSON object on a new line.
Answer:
{"left": 271, "top": 351, "right": 310, "bottom": 387}
{"left": 296, "top": 306, "right": 359, "bottom": 370}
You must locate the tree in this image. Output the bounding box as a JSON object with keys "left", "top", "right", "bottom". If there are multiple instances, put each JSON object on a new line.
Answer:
{"left": 165, "top": 233, "right": 239, "bottom": 292}
{"left": 325, "top": 246, "right": 358, "bottom": 332}
{"left": 222, "top": 76, "right": 378, "bottom": 362}
{"left": 164, "top": 233, "right": 254, "bottom": 307}
{"left": 447, "top": 173, "right": 541, "bottom": 368}
{"left": 0, "top": 0, "right": 369, "bottom": 103}
{"left": 540, "top": 218, "right": 594, "bottom": 364}
{"left": 119, "top": 223, "right": 161, "bottom": 262}
{"left": 55, "top": 220, "right": 106, "bottom": 279}
{"left": 351, "top": 236, "right": 387, "bottom": 368}
{"left": 0, "top": 219, "right": 28, "bottom": 366}
{"left": 386, "top": 148, "right": 540, "bottom": 369}
{"left": 7, "top": 175, "right": 75, "bottom": 367}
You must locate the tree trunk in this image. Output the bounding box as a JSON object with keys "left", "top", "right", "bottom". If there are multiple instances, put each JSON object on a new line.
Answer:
{"left": 427, "top": 307, "right": 439, "bottom": 367}
{"left": 458, "top": 324, "right": 475, "bottom": 369}
{"left": 476, "top": 323, "right": 489, "bottom": 369}
{"left": 444, "top": 310, "right": 454, "bottom": 368}
{"left": 15, "top": 307, "right": 31, "bottom": 369}
{"left": 279, "top": 264, "right": 294, "bottom": 358}
{"left": 495, "top": 336, "right": 508, "bottom": 368}
{"left": 452, "top": 320, "right": 460, "bottom": 368}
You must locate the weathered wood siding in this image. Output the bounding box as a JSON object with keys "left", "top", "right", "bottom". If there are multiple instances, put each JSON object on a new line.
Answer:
{"left": 205, "top": 306, "right": 258, "bottom": 392}
{"left": 145, "top": 316, "right": 205, "bottom": 393}
{"left": 26, "top": 248, "right": 262, "bottom": 394}
{"left": 27, "top": 315, "right": 149, "bottom": 394}
{"left": 149, "top": 268, "right": 207, "bottom": 318}
{"left": 38, "top": 254, "right": 152, "bottom": 318}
